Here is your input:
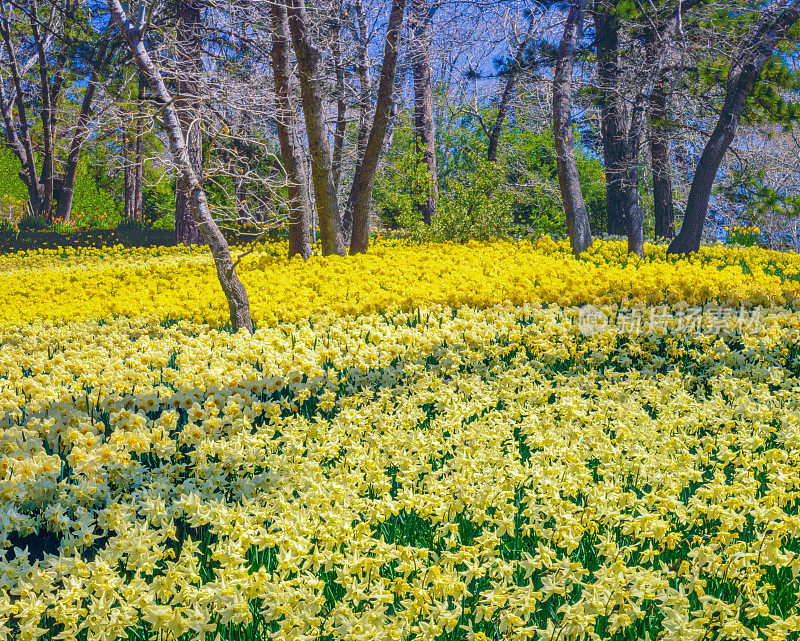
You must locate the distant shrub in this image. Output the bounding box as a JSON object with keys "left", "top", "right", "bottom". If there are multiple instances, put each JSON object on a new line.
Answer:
{"left": 0, "top": 214, "right": 18, "bottom": 233}
{"left": 117, "top": 217, "right": 148, "bottom": 232}
{"left": 376, "top": 111, "right": 606, "bottom": 243}
{"left": 422, "top": 153, "right": 516, "bottom": 243}
{"left": 18, "top": 215, "right": 47, "bottom": 232}
{"left": 73, "top": 208, "right": 122, "bottom": 229}
{"left": 0, "top": 147, "right": 124, "bottom": 230}
{"left": 50, "top": 218, "right": 79, "bottom": 234}
{"left": 151, "top": 214, "right": 176, "bottom": 231}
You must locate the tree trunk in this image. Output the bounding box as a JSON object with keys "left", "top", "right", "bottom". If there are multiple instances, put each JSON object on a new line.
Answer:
{"left": 56, "top": 19, "right": 114, "bottom": 224}
{"left": 47, "top": 43, "right": 70, "bottom": 215}
{"left": 124, "top": 132, "right": 134, "bottom": 220}
{"left": 286, "top": 0, "right": 346, "bottom": 256}
{"left": 348, "top": 0, "right": 406, "bottom": 254}
{"left": 269, "top": 0, "right": 312, "bottom": 260}
{"left": 621, "top": 169, "right": 644, "bottom": 255}
{"left": 553, "top": 0, "right": 592, "bottom": 254}
{"left": 620, "top": 104, "right": 644, "bottom": 256}
{"left": 109, "top": 0, "right": 253, "bottom": 333}
{"left": 604, "top": 1, "right": 700, "bottom": 254}
{"left": 174, "top": 0, "right": 204, "bottom": 245}
{"left": 668, "top": 0, "right": 800, "bottom": 255}
{"left": 175, "top": 181, "right": 202, "bottom": 242}
{"left": 594, "top": 6, "right": 626, "bottom": 236}
{"left": 341, "top": 0, "right": 371, "bottom": 244}
{"left": 134, "top": 74, "right": 144, "bottom": 220}
{"left": 409, "top": 0, "right": 437, "bottom": 225}
{"left": 486, "top": 16, "right": 534, "bottom": 162}
{"left": 0, "top": 22, "right": 47, "bottom": 215}
{"left": 56, "top": 65, "right": 97, "bottom": 223}
{"left": 354, "top": 0, "right": 371, "bottom": 165}
{"left": 32, "top": 12, "right": 55, "bottom": 221}
{"left": 381, "top": 52, "right": 409, "bottom": 157}
{"left": 353, "top": 0, "right": 372, "bottom": 172}
{"left": 330, "top": 3, "right": 346, "bottom": 192}
{"left": 650, "top": 74, "right": 674, "bottom": 239}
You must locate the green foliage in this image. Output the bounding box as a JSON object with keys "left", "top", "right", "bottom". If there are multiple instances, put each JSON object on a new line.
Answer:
{"left": 116, "top": 216, "right": 148, "bottom": 232}
{"left": 70, "top": 173, "right": 121, "bottom": 227}
{"left": 422, "top": 151, "right": 516, "bottom": 243}
{"left": 0, "top": 149, "right": 28, "bottom": 203}
{"left": 0, "top": 213, "right": 18, "bottom": 233}
{"left": 0, "top": 193, "right": 26, "bottom": 233}
{"left": 746, "top": 59, "right": 800, "bottom": 126}
{"left": 615, "top": 0, "right": 642, "bottom": 20}
{"left": 142, "top": 181, "right": 176, "bottom": 227}
{"left": 150, "top": 214, "right": 176, "bottom": 231}
{"left": 373, "top": 121, "right": 433, "bottom": 231}
{"left": 693, "top": 53, "right": 800, "bottom": 129}
{"left": 72, "top": 206, "right": 121, "bottom": 229}
{"left": 502, "top": 127, "right": 607, "bottom": 236}
{"left": 377, "top": 116, "right": 517, "bottom": 242}
{"left": 716, "top": 166, "right": 800, "bottom": 223}
{"left": 18, "top": 214, "right": 47, "bottom": 232}
{"left": 0, "top": 147, "right": 123, "bottom": 227}
{"left": 376, "top": 109, "right": 607, "bottom": 243}
{"left": 50, "top": 219, "right": 79, "bottom": 234}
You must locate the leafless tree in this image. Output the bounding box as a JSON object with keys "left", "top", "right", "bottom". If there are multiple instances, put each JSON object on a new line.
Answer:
{"left": 1, "top": 0, "right": 59, "bottom": 219}
{"left": 108, "top": 0, "right": 254, "bottom": 332}
{"left": 668, "top": 0, "right": 800, "bottom": 254}
{"left": 649, "top": 64, "right": 675, "bottom": 239}
{"left": 286, "top": 0, "right": 348, "bottom": 255}
{"left": 349, "top": 0, "right": 407, "bottom": 252}
{"left": 485, "top": 11, "right": 536, "bottom": 162}
{"left": 408, "top": 0, "right": 438, "bottom": 225}
{"left": 553, "top": 0, "right": 592, "bottom": 253}
{"left": 270, "top": 0, "right": 312, "bottom": 259}
{"left": 170, "top": 0, "right": 205, "bottom": 244}
{"left": 122, "top": 73, "right": 145, "bottom": 223}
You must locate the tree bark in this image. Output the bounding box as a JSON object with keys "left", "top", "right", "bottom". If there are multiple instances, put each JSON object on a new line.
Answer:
{"left": 0, "top": 74, "right": 42, "bottom": 214}
{"left": 109, "top": 0, "right": 253, "bottom": 333}
{"left": 354, "top": 0, "right": 371, "bottom": 165}
{"left": 650, "top": 73, "right": 674, "bottom": 239}
{"left": 342, "top": 0, "right": 372, "bottom": 244}
{"left": 600, "top": 0, "right": 701, "bottom": 255}
{"left": 269, "top": 0, "right": 312, "bottom": 260}
{"left": 381, "top": 51, "right": 409, "bottom": 157}
{"left": 124, "top": 130, "right": 134, "bottom": 220}
{"left": 174, "top": 0, "right": 204, "bottom": 245}
{"left": 486, "top": 16, "right": 534, "bottom": 162}
{"left": 134, "top": 74, "right": 145, "bottom": 220}
{"left": 31, "top": 6, "right": 55, "bottom": 221}
{"left": 553, "top": 0, "right": 592, "bottom": 254}
{"left": 348, "top": 0, "right": 406, "bottom": 254}
{"left": 668, "top": 0, "right": 800, "bottom": 255}
{"left": 593, "top": 6, "right": 626, "bottom": 236}
{"left": 0, "top": 16, "right": 49, "bottom": 215}
{"left": 122, "top": 87, "right": 144, "bottom": 224}
{"left": 409, "top": 0, "right": 437, "bottom": 225}
{"left": 330, "top": 4, "right": 347, "bottom": 192}
{"left": 286, "top": 0, "right": 346, "bottom": 256}
{"left": 54, "top": 61, "right": 95, "bottom": 224}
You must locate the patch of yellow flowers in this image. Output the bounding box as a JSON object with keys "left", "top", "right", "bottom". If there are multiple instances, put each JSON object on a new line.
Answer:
{"left": 2, "top": 238, "right": 800, "bottom": 327}
{"left": 1, "top": 299, "right": 800, "bottom": 640}
{"left": 725, "top": 225, "right": 760, "bottom": 235}
{"left": 726, "top": 227, "right": 762, "bottom": 248}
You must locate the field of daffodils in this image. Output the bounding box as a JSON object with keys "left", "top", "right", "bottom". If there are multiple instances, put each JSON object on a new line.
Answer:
{"left": 1, "top": 238, "right": 800, "bottom": 641}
